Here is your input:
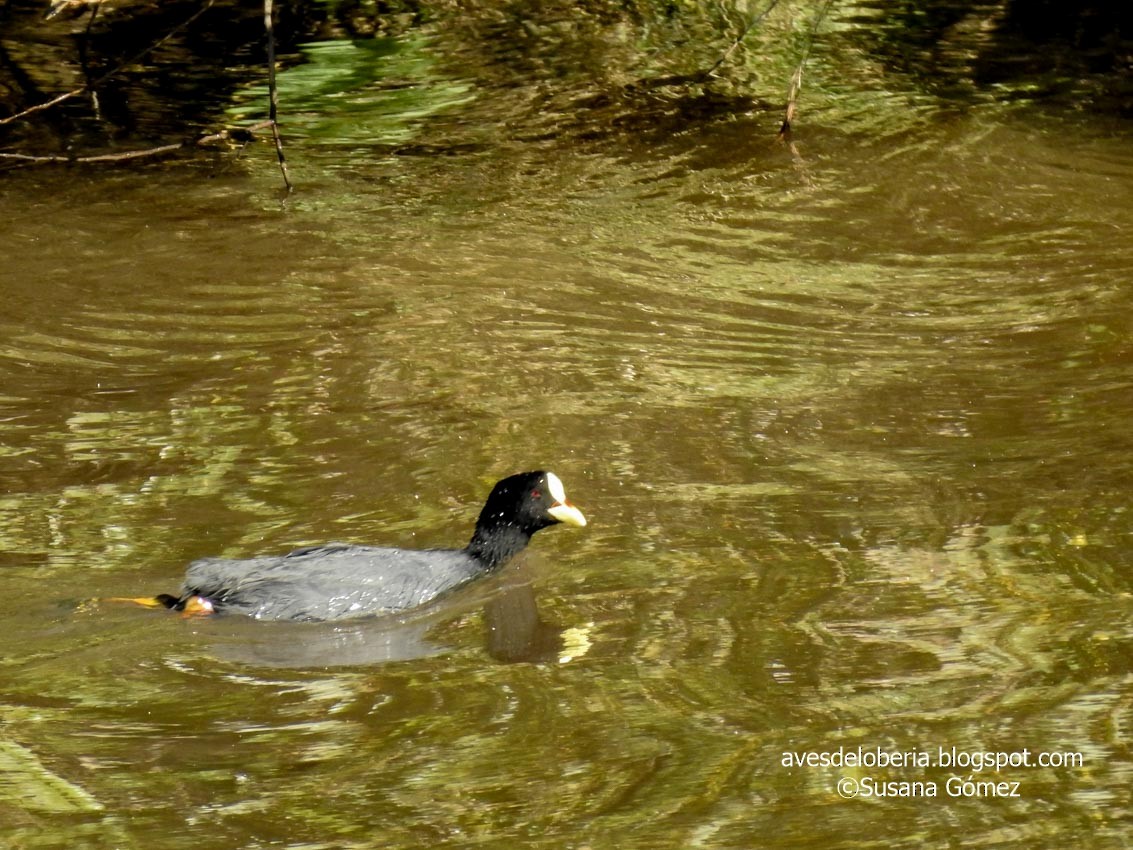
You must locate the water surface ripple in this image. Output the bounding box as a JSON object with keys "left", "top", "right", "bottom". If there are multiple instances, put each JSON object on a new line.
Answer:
{"left": 1, "top": 20, "right": 1132, "bottom": 850}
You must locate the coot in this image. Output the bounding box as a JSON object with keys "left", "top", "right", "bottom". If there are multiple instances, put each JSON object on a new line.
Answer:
{"left": 152, "top": 470, "right": 586, "bottom": 621}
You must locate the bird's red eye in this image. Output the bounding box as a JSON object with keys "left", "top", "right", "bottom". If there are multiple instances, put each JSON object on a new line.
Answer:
{"left": 531, "top": 489, "right": 541, "bottom": 499}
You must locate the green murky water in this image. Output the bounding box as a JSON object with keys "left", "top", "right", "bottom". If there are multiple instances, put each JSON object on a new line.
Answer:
{"left": 1, "top": 4, "right": 1131, "bottom": 848}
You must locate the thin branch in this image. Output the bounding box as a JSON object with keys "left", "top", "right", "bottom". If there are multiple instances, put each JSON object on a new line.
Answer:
{"left": 0, "top": 144, "right": 183, "bottom": 163}
{"left": 777, "top": 0, "right": 837, "bottom": 141}
{"left": 264, "top": 0, "right": 293, "bottom": 192}
{"left": 0, "top": 124, "right": 272, "bottom": 168}
{"left": 0, "top": 88, "right": 79, "bottom": 126}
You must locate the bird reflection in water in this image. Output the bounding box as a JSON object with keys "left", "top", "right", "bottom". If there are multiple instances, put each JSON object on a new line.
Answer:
{"left": 201, "top": 555, "right": 589, "bottom": 668}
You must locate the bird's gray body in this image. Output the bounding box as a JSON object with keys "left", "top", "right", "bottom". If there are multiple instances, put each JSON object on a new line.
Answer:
{"left": 183, "top": 543, "right": 487, "bottom": 621}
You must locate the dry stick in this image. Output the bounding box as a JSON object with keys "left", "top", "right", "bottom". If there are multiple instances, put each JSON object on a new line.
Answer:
{"left": 777, "top": 0, "right": 837, "bottom": 141}
{"left": 263, "top": 0, "right": 293, "bottom": 192}
{"left": 0, "top": 0, "right": 216, "bottom": 127}
{"left": 778, "top": 62, "right": 805, "bottom": 141}
{"left": 0, "top": 144, "right": 183, "bottom": 163}
{"left": 0, "top": 123, "right": 273, "bottom": 167}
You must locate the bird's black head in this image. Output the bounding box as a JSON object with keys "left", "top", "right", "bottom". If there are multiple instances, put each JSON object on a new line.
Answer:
{"left": 468, "top": 471, "right": 586, "bottom": 567}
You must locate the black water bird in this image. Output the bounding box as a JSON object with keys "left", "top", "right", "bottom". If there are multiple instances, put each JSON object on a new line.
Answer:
{"left": 143, "top": 471, "right": 586, "bottom": 621}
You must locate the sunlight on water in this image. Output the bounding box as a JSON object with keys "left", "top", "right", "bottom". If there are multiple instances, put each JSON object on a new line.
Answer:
{"left": 1, "top": 5, "right": 1131, "bottom": 849}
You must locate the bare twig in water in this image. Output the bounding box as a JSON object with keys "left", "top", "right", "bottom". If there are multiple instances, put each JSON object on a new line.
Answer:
{"left": 0, "top": 123, "right": 272, "bottom": 168}
{"left": 777, "top": 0, "right": 837, "bottom": 142}
{"left": 0, "top": 0, "right": 216, "bottom": 127}
{"left": 0, "top": 145, "right": 184, "bottom": 164}
{"left": 263, "top": 0, "right": 293, "bottom": 193}
{"left": 778, "top": 62, "right": 804, "bottom": 141}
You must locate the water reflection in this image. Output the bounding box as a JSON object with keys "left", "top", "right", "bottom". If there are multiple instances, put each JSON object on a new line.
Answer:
{"left": 204, "top": 558, "right": 578, "bottom": 668}
{"left": 0, "top": 4, "right": 1131, "bottom": 848}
